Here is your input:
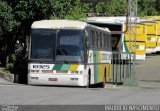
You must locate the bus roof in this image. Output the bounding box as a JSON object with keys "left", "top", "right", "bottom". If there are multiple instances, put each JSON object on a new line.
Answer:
{"left": 31, "top": 19, "right": 111, "bottom": 33}
{"left": 139, "top": 19, "right": 157, "bottom": 23}
{"left": 87, "top": 17, "right": 124, "bottom": 24}
{"left": 31, "top": 20, "right": 87, "bottom": 29}
{"left": 87, "top": 16, "right": 139, "bottom": 22}
{"left": 86, "top": 16, "right": 142, "bottom": 24}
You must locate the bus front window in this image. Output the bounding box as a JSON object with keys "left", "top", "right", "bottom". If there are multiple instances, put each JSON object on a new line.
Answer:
{"left": 30, "top": 29, "right": 84, "bottom": 63}
{"left": 30, "top": 29, "right": 56, "bottom": 60}
{"left": 56, "top": 30, "right": 84, "bottom": 62}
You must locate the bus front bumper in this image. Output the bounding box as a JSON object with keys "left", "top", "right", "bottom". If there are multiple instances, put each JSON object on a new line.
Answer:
{"left": 154, "top": 46, "right": 160, "bottom": 52}
{"left": 146, "top": 48, "right": 155, "bottom": 54}
{"left": 28, "top": 74, "right": 87, "bottom": 86}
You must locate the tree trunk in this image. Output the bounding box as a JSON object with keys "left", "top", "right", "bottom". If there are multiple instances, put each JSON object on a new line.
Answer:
{"left": 0, "top": 52, "right": 9, "bottom": 67}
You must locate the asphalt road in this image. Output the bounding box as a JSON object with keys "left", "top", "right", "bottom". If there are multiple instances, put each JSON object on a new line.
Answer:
{"left": 0, "top": 83, "right": 160, "bottom": 105}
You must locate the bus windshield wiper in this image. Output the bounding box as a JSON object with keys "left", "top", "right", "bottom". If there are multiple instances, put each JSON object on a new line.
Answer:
{"left": 57, "top": 48, "right": 69, "bottom": 64}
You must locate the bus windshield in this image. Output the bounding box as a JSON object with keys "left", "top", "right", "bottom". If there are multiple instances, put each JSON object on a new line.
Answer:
{"left": 30, "top": 29, "right": 84, "bottom": 63}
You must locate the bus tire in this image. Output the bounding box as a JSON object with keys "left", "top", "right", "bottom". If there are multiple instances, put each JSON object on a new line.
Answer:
{"left": 86, "top": 70, "right": 91, "bottom": 88}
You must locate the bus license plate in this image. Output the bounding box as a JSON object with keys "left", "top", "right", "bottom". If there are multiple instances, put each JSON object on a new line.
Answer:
{"left": 48, "top": 78, "right": 58, "bottom": 81}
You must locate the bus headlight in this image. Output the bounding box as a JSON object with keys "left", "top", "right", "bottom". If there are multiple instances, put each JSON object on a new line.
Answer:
{"left": 69, "top": 71, "right": 83, "bottom": 74}
{"left": 30, "top": 70, "right": 39, "bottom": 73}
{"left": 80, "top": 71, "right": 83, "bottom": 74}
{"left": 74, "top": 71, "right": 79, "bottom": 74}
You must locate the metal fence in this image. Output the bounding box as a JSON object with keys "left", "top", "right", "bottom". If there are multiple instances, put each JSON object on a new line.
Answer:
{"left": 110, "top": 52, "right": 135, "bottom": 84}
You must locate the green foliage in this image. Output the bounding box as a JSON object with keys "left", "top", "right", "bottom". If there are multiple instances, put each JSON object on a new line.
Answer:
{"left": 0, "top": 1, "right": 17, "bottom": 32}
{"left": 95, "top": 0, "right": 126, "bottom": 16}
{"left": 138, "top": 0, "right": 158, "bottom": 17}
{"left": 64, "top": 0, "right": 89, "bottom": 20}
{"left": 10, "top": 54, "right": 16, "bottom": 63}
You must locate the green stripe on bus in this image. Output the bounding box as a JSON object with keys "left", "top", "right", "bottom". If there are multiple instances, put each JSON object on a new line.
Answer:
{"left": 124, "top": 36, "right": 129, "bottom": 53}
{"left": 124, "top": 42, "right": 129, "bottom": 53}
{"left": 52, "top": 64, "right": 63, "bottom": 70}
{"left": 61, "top": 64, "right": 70, "bottom": 70}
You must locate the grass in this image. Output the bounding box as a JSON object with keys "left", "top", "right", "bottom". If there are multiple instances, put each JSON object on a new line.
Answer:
{"left": 0, "top": 67, "right": 12, "bottom": 74}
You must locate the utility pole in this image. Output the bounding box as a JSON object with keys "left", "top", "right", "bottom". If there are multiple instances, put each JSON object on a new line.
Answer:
{"left": 127, "top": 0, "right": 137, "bottom": 79}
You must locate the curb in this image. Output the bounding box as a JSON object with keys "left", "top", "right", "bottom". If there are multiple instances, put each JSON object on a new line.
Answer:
{"left": 0, "top": 71, "right": 14, "bottom": 83}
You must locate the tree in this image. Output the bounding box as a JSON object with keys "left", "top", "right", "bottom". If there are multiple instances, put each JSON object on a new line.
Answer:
{"left": 0, "top": 1, "right": 18, "bottom": 67}
{"left": 155, "top": 0, "right": 160, "bottom": 15}
{"left": 138, "top": 0, "right": 158, "bottom": 17}
{"left": 64, "top": 0, "right": 90, "bottom": 20}
{"left": 95, "top": 0, "right": 126, "bottom": 16}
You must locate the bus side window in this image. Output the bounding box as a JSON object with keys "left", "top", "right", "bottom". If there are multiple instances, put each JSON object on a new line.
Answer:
{"left": 104, "top": 34, "right": 107, "bottom": 48}
{"left": 100, "top": 32, "right": 103, "bottom": 49}
{"left": 103, "top": 34, "right": 105, "bottom": 48}
{"left": 98, "top": 32, "right": 101, "bottom": 48}
{"left": 91, "top": 31, "right": 94, "bottom": 48}
{"left": 105, "top": 34, "right": 109, "bottom": 50}
{"left": 107, "top": 34, "right": 111, "bottom": 51}
{"left": 107, "top": 34, "right": 110, "bottom": 50}
{"left": 93, "top": 31, "right": 97, "bottom": 48}
{"left": 102, "top": 34, "right": 104, "bottom": 49}
{"left": 88, "top": 30, "right": 93, "bottom": 48}
{"left": 109, "top": 34, "right": 112, "bottom": 51}
{"left": 95, "top": 32, "right": 97, "bottom": 48}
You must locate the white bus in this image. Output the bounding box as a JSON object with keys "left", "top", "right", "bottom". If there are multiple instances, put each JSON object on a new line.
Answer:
{"left": 28, "top": 20, "right": 112, "bottom": 87}
{"left": 86, "top": 17, "right": 146, "bottom": 61}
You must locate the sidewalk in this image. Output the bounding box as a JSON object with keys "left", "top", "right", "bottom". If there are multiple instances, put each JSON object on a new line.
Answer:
{"left": 136, "top": 54, "right": 160, "bottom": 89}
{"left": 0, "top": 77, "right": 14, "bottom": 85}
{"left": 138, "top": 80, "right": 160, "bottom": 89}
{"left": 0, "top": 68, "right": 14, "bottom": 84}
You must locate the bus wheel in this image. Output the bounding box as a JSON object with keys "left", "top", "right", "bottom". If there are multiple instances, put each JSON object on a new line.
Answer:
{"left": 86, "top": 71, "right": 91, "bottom": 88}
